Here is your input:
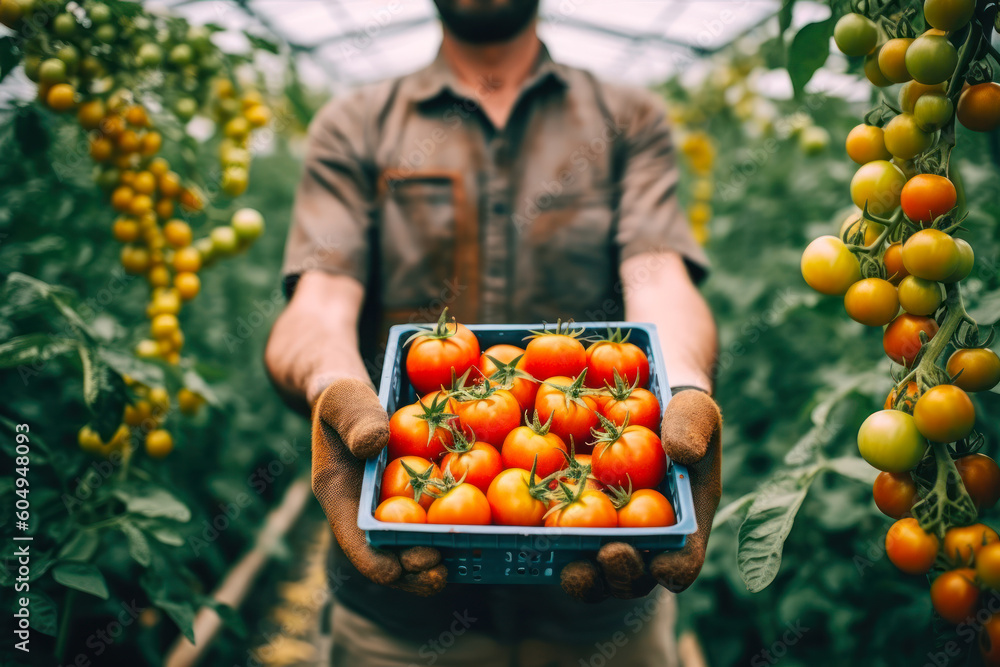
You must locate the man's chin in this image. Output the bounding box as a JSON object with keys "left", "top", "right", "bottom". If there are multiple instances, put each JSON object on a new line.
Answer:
{"left": 434, "top": 0, "right": 539, "bottom": 45}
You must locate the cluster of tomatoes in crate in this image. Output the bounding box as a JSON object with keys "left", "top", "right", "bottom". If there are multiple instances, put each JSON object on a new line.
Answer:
{"left": 373, "top": 313, "right": 677, "bottom": 530}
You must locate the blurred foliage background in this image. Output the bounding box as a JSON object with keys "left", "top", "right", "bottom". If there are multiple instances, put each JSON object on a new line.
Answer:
{"left": 1, "top": 2, "right": 1000, "bottom": 666}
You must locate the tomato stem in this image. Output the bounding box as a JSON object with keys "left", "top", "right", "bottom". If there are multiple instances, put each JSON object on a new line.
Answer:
{"left": 913, "top": 440, "right": 977, "bottom": 538}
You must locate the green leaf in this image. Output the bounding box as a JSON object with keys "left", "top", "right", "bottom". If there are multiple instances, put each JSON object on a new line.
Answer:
{"left": 158, "top": 600, "right": 197, "bottom": 643}
{"left": 113, "top": 483, "right": 192, "bottom": 522}
{"left": 140, "top": 565, "right": 196, "bottom": 643}
{"left": 737, "top": 467, "right": 820, "bottom": 592}
{"left": 120, "top": 522, "right": 152, "bottom": 567}
{"left": 25, "top": 593, "right": 58, "bottom": 637}
{"left": 147, "top": 526, "right": 185, "bottom": 547}
{"left": 78, "top": 345, "right": 128, "bottom": 441}
{"left": 826, "top": 456, "right": 879, "bottom": 484}
{"left": 205, "top": 599, "right": 247, "bottom": 638}
{"left": 245, "top": 32, "right": 280, "bottom": 54}
{"left": 182, "top": 367, "right": 219, "bottom": 406}
{"left": 967, "top": 290, "right": 1000, "bottom": 326}
{"left": 787, "top": 18, "right": 835, "bottom": 95}
{"left": 0, "top": 36, "right": 18, "bottom": 84}
{"left": 778, "top": 0, "right": 796, "bottom": 33}
{"left": 58, "top": 530, "right": 100, "bottom": 562}
{"left": 51, "top": 562, "right": 109, "bottom": 599}
{"left": 100, "top": 349, "right": 166, "bottom": 387}
{"left": 0, "top": 333, "right": 77, "bottom": 370}
{"left": 714, "top": 492, "right": 756, "bottom": 529}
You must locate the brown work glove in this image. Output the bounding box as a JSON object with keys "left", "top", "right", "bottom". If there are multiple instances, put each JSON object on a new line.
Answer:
{"left": 311, "top": 378, "right": 447, "bottom": 596}
{"left": 561, "top": 389, "right": 722, "bottom": 601}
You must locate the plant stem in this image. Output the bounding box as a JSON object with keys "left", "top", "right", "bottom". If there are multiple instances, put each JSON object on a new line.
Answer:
{"left": 54, "top": 589, "right": 77, "bottom": 661}
{"left": 892, "top": 283, "right": 968, "bottom": 396}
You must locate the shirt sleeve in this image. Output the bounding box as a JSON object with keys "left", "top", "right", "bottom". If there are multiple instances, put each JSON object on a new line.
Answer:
{"left": 281, "top": 92, "right": 375, "bottom": 297}
{"left": 614, "top": 88, "right": 709, "bottom": 283}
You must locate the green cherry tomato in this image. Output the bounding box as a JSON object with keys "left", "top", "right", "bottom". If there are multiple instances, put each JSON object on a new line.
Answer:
{"left": 834, "top": 13, "right": 879, "bottom": 57}
{"left": 914, "top": 94, "right": 954, "bottom": 131}
{"left": 884, "top": 114, "right": 934, "bottom": 161}
{"left": 850, "top": 160, "right": 907, "bottom": 215}
{"left": 858, "top": 410, "right": 928, "bottom": 473}
{"left": 905, "top": 35, "right": 959, "bottom": 85}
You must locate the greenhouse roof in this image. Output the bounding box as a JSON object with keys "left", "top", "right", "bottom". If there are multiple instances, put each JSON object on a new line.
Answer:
{"left": 164, "top": 0, "right": 849, "bottom": 95}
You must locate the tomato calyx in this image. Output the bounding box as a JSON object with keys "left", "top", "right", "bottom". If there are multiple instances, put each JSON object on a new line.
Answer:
{"left": 523, "top": 318, "right": 585, "bottom": 341}
{"left": 425, "top": 467, "right": 469, "bottom": 498}
{"left": 583, "top": 326, "right": 633, "bottom": 346}
{"left": 403, "top": 307, "right": 462, "bottom": 346}
{"left": 604, "top": 368, "right": 641, "bottom": 402}
{"left": 397, "top": 459, "right": 444, "bottom": 506}
{"left": 522, "top": 409, "right": 554, "bottom": 437}
{"left": 605, "top": 479, "right": 635, "bottom": 510}
{"left": 540, "top": 443, "right": 594, "bottom": 489}
{"left": 541, "top": 370, "right": 591, "bottom": 409}
{"left": 590, "top": 411, "right": 631, "bottom": 451}
{"left": 542, "top": 479, "right": 588, "bottom": 520}
{"left": 481, "top": 353, "right": 536, "bottom": 388}
{"left": 451, "top": 376, "right": 504, "bottom": 403}
{"left": 442, "top": 424, "right": 478, "bottom": 455}
{"left": 412, "top": 394, "right": 458, "bottom": 447}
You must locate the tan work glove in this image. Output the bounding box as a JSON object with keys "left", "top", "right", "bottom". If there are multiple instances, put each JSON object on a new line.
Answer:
{"left": 311, "top": 378, "right": 447, "bottom": 596}
{"left": 561, "top": 389, "right": 722, "bottom": 601}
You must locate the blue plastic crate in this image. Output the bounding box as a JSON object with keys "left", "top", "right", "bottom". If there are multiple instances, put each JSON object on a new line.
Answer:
{"left": 358, "top": 321, "right": 697, "bottom": 584}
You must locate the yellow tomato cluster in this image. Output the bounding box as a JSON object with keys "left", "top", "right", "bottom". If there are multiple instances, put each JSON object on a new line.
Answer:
{"left": 679, "top": 132, "right": 716, "bottom": 245}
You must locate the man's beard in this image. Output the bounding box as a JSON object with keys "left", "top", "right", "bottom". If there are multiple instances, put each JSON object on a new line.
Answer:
{"left": 433, "top": 0, "right": 540, "bottom": 44}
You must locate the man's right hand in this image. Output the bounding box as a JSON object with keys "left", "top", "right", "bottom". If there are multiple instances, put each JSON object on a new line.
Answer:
{"left": 311, "top": 378, "right": 447, "bottom": 596}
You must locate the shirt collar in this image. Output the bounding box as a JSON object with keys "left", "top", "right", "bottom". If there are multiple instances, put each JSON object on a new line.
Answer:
{"left": 407, "top": 41, "right": 569, "bottom": 106}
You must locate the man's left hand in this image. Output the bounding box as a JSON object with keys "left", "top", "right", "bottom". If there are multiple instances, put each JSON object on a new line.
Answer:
{"left": 560, "top": 389, "right": 722, "bottom": 601}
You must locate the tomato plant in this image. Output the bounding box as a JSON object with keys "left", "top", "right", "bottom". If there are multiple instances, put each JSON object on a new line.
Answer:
{"left": 873, "top": 471, "right": 920, "bottom": 519}
{"left": 801, "top": 235, "right": 862, "bottom": 295}
{"left": 947, "top": 348, "right": 1000, "bottom": 393}
{"left": 844, "top": 277, "right": 899, "bottom": 327}
{"left": 942, "top": 524, "right": 1000, "bottom": 565}
{"left": 912, "top": 384, "right": 976, "bottom": 443}
{"left": 883, "top": 314, "right": 939, "bottom": 366}
{"left": 857, "top": 410, "right": 927, "bottom": 472}
{"left": 900, "top": 174, "right": 957, "bottom": 224}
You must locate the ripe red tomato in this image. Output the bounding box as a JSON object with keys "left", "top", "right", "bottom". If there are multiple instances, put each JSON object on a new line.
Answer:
{"left": 427, "top": 482, "right": 492, "bottom": 525}
{"left": 440, "top": 433, "right": 502, "bottom": 495}
{"left": 901, "top": 174, "right": 957, "bottom": 224}
{"left": 872, "top": 471, "right": 919, "bottom": 519}
{"left": 591, "top": 419, "right": 666, "bottom": 490}
{"left": 405, "top": 309, "right": 480, "bottom": 395}
{"left": 883, "top": 314, "right": 939, "bottom": 366}
{"left": 374, "top": 496, "right": 427, "bottom": 523}
{"left": 947, "top": 348, "right": 1000, "bottom": 393}
{"left": 478, "top": 344, "right": 539, "bottom": 411}
{"left": 913, "top": 384, "right": 975, "bottom": 443}
{"left": 930, "top": 568, "right": 980, "bottom": 624}
{"left": 599, "top": 377, "right": 660, "bottom": 431}
{"left": 534, "top": 374, "right": 600, "bottom": 449}
{"left": 584, "top": 330, "right": 650, "bottom": 389}
{"left": 486, "top": 468, "right": 548, "bottom": 526}
{"left": 500, "top": 413, "right": 569, "bottom": 479}
{"left": 544, "top": 489, "right": 618, "bottom": 528}
{"left": 885, "top": 517, "right": 939, "bottom": 574}
{"left": 379, "top": 456, "right": 442, "bottom": 510}
{"left": 387, "top": 396, "right": 455, "bottom": 461}
{"left": 522, "top": 322, "right": 586, "bottom": 380}
{"left": 452, "top": 385, "right": 521, "bottom": 447}
{"left": 956, "top": 454, "right": 1000, "bottom": 513}
{"left": 943, "top": 524, "right": 999, "bottom": 565}
{"left": 616, "top": 488, "right": 676, "bottom": 527}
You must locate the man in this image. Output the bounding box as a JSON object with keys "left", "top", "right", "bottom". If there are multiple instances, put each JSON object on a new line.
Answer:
{"left": 265, "top": 0, "right": 722, "bottom": 664}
